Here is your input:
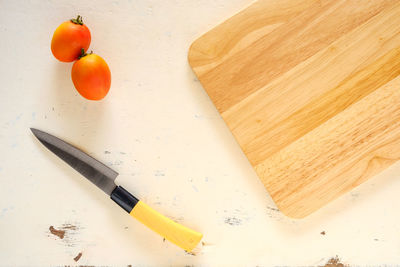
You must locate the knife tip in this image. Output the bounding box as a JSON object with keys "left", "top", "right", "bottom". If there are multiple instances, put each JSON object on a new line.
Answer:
{"left": 30, "top": 128, "right": 40, "bottom": 137}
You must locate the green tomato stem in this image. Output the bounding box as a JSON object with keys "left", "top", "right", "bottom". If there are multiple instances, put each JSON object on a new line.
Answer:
{"left": 77, "top": 48, "right": 93, "bottom": 59}
{"left": 70, "top": 15, "right": 83, "bottom": 25}
{"left": 78, "top": 48, "right": 86, "bottom": 59}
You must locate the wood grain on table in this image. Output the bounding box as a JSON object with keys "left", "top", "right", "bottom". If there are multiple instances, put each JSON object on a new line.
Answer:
{"left": 188, "top": 0, "right": 400, "bottom": 218}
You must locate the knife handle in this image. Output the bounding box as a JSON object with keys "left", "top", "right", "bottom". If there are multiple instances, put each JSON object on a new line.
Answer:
{"left": 111, "top": 186, "right": 203, "bottom": 252}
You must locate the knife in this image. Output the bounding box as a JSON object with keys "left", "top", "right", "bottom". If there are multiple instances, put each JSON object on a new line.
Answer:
{"left": 30, "top": 128, "right": 202, "bottom": 252}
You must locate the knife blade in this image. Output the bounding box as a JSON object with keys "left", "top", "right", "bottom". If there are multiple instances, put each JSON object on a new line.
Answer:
{"left": 30, "top": 128, "right": 202, "bottom": 252}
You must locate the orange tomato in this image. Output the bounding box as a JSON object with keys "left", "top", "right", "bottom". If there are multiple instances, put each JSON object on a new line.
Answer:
{"left": 51, "top": 15, "right": 91, "bottom": 62}
{"left": 71, "top": 53, "right": 111, "bottom": 100}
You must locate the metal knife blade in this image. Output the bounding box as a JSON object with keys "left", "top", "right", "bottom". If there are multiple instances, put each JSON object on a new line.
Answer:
{"left": 30, "top": 128, "right": 117, "bottom": 195}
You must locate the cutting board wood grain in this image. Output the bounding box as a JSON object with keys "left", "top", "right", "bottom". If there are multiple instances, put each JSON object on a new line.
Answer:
{"left": 188, "top": 0, "right": 400, "bottom": 218}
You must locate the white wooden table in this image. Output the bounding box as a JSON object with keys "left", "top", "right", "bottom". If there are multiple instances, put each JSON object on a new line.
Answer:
{"left": 0, "top": 0, "right": 399, "bottom": 265}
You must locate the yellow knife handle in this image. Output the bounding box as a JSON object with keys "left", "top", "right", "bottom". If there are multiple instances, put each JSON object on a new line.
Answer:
{"left": 111, "top": 186, "right": 203, "bottom": 252}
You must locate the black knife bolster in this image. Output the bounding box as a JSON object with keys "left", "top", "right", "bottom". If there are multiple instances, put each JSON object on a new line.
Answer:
{"left": 110, "top": 186, "right": 139, "bottom": 213}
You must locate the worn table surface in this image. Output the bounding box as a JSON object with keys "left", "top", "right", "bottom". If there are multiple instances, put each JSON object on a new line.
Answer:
{"left": 0, "top": 0, "right": 399, "bottom": 266}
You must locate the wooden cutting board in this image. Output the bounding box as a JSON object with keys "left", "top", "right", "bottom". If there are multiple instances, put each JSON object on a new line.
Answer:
{"left": 188, "top": 0, "right": 400, "bottom": 218}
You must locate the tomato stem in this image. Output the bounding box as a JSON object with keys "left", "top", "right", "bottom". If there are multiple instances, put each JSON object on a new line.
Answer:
{"left": 71, "top": 15, "right": 83, "bottom": 25}
{"left": 78, "top": 48, "right": 86, "bottom": 59}
{"left": 78, "top": 48, "right": 93, "bottom": 59}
